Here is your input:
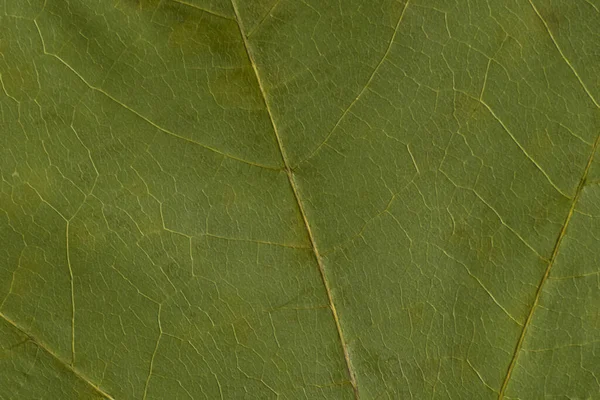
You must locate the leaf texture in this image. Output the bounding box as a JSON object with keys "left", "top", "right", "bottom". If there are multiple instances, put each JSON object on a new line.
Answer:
{"left": 1, "top": 0, "right": 599, "bottom": 399}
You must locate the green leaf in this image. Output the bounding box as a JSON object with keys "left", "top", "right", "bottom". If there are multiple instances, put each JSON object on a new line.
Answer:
{"left": 1, "top": 0, "right": 599, "bottom": 398}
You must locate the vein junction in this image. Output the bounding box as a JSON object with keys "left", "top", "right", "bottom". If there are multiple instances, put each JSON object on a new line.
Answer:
{"left": 230, "top": 1, "right": 360, "bottom": 397}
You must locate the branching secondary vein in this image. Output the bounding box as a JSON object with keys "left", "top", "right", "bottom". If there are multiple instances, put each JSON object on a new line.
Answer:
{"left": 0, "top": 312, "right": 114, "bottom": 399}
{"left": 498, "top": 2, "right": 600, "bottom": 397}
{"left": 295, "top": 0, "right": 411, "bottom": 169}
{"left": 32, "top": 20, "right": 278, "bottom": 172}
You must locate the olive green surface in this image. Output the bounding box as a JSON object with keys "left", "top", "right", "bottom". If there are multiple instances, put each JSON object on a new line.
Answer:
{"left": 1, "top": 0, "right": 599, "bottom": 399}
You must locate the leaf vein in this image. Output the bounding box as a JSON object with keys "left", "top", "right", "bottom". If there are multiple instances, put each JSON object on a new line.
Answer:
{"left": 0, "top": 312, "right": 114, "bottom": 399}
{"left": 498, "top": 2, "right": 600, "bottom": 397}
{"left": 32, "top": 20, "right": 278, "bottom": 172}
{"left": 295, "top": 0, "right": 412, "bottom": 169}
{"left": 230, "top": 1, "right": 360, "bottom": 397}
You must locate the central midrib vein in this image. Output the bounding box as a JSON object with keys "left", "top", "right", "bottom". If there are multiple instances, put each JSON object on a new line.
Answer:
{"left": 230, "top": 2, "right": 359, "bottom": 398}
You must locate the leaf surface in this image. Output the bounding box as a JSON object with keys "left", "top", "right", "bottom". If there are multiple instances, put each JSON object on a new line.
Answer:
{"left": 1, "top": 0, "right": 599, "bottom": 399}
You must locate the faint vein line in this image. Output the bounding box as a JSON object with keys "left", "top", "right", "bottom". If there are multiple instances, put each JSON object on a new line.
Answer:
{"left": 32, "top": 20, "right": 278, "bottom": 172}
{"left": 434, "top": 244, "right": 521, "bottom": 326}
{"left": 0, "top": 252, "right": 21, "bottom": 311}
{"left": 498, "top": 133, "right": 600, "bottom": 393}
{"left": 480, "top": 58, "right": 493, "bottom": 101}
{"left": 19, "top": 180, "right": 77, "bottom": 366}
{"left": 498, "top": 135, "right": 600, "bottom": 399}
{"left": 498, "top": 4, "right": 600, "bottom": 398}
{"left": 479, "top": 35, "right": 509, "bottom": 101}
{"left": 294, "top": 0, "right": 411, "bottom": 169}
{"left": 527, "top": 0, "right": 600, "bottom": 109}
{"left": 524, "top": 340, "right": 600, "bottom": 353}
{"left": 321, "top": 193, "right": 401, "bottom": 258}
{"left": 246, "top": 0, "right": 283, "bottom": 38}
{"left": 0, "top": 312, "right": 114, "bottom": 399}
{"left": 25, "top": 182, "right": 67, "bottom": 221}
{"left": 582, "top": 0, "right": 600, "bottom": 13}
{"left": 65, "top": 128, "right": 98, "bottom": 368}
{"left": 169, "top": 0, "right": 235, "bottom": 20}
{"left": 466, "top": 359, "right": 499, "bottom": 395}
{"left": 321, "top": 175, "right": 420, "bottom": 258}
{"left": 479, "top": 99, "right": 570, "bottom": 199}
{"left": 0, "top": 73, "right": 21, "bottom": 105}
{"left": 549, "top": 270, "right": 600, "bottom": 280}
{"left": 203, "top": 233, "right": 310, "bottom": 250}
{"left": 143, "top": 304, "right": 162, "bottom": 400}
{"left": 65, "top": 222, "right": 76, "bottom": 366}
{"left": 471, "top": 191, "right": 544, "bottom": 260}
{"left": 230, "top": 1, "right": 359, "bottom": 397}
{"left": 440, "top": 170, "right": 546, "bottom": 261}
{"left": 407, "top": 143, "right": 420, "bottom": 174}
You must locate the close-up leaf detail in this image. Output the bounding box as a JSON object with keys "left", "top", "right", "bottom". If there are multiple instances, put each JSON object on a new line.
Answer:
{"left": 1, "top": 0, "right": 599, "bottom": 399}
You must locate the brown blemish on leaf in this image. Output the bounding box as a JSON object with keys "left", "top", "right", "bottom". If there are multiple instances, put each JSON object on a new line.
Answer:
{"left": 537, "top": 4, "right": 564, "bottom": 34}
{"left": 164, "top": 2, "right": 238, "bottom": 58}
{"left": 528, "top": 1, "right": 569, "bottom": 37}
{"left": 208, "top": 67, "right": 265, "bottom": 110}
